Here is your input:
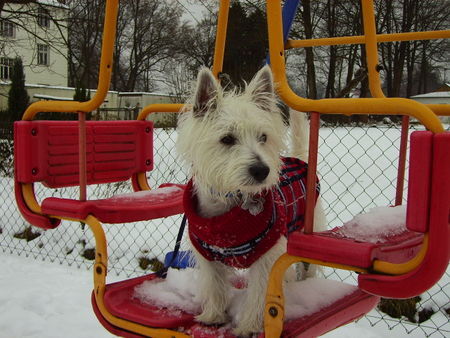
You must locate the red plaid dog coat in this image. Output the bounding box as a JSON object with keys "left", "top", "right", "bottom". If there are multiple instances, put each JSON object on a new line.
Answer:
{"left": 184, "top": 157, "right": 320, "bottom": 268}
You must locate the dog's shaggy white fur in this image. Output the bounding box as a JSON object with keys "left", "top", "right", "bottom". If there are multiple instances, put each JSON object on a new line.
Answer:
{"left": 176, "top": 66, "right": 326, "bottom": 336}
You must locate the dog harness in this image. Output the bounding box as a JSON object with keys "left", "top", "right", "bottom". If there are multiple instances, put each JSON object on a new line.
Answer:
{"left": 184, "top": 157, "right": 320, "bottom": 269}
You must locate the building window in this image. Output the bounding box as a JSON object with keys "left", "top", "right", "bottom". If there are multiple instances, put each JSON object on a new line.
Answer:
{"left": 37, "top": 7, "right": 50, "bottom": 28}
{"left": 37, "top": 44, "right": 49, "bottom": 65}
{"left": 0, "top": 20, "right": 15, "bottom": 38}
{"left": 0, "top": 57, "right": 15, "bottom": 80}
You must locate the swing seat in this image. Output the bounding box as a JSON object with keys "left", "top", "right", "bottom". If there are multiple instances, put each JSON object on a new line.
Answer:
{"left": 287, "top": 131, "right": 450, "bottom": 299}
{"left": 14, "top": 119, "right": 185, "bottom": 226}
{"left": 92, "top": 272, "right": 379, "bottom": 338}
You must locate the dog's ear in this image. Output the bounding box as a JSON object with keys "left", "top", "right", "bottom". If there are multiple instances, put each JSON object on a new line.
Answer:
{"left": 193, "top": 68, "right": 218, "bottom": 118}
{"left": 248, "top": 65, "right": 275, "bottom": 110}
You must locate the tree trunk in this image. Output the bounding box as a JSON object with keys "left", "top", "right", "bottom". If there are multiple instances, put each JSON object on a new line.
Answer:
{"left": 301, "top": 0, "right": 317, "bottom": 99}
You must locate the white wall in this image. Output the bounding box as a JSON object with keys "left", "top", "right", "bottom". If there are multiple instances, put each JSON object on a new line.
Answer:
{"left": 410, "top": 92, "right": 450, "bottom": 123}
{"left": 0, "top": 1, "right": 68, "bottom": 86}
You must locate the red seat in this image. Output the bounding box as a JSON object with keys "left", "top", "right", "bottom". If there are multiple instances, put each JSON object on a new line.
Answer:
{"left": 14, "top": 120, "right": 186, "bottom": 226}
{"left": 288, "top": 229, "right": 424, "bottom": 269}
{"left": 41, "top": 183, "right": 185, "bottom": 223}
{"left": 287, "top": 131, "right": 450, "bottom": 299}
{"left": 93, "top": 272, "right": 379, "bottom": 338}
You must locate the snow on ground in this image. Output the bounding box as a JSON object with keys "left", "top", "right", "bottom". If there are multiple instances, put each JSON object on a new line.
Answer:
{"left": 0, "top": 253, "right": 115, "bottom": 338}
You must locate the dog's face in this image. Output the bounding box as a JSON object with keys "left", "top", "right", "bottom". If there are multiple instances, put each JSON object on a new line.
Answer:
{"left": 177, "top": 66, "right": 287, "bottom": 199}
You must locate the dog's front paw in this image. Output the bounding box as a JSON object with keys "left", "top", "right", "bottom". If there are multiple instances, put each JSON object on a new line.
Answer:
{"left": 195, "top": 310, "right": 228, "bottom": 326}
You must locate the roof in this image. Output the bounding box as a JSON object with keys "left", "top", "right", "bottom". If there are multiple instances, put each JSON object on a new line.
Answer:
{"left": 33, "top": 94, "right": 73, "bottom": 101}
{"left": 118, "top": 92, "right": 175, "bottom": 97}
{"left": 410, "top": 91, "right": 450, "bottom": 99}
{"left": 37, "top": 0, "right": 69, "bottom": 10}
{"left": 33, "top": 93, "right": 109, "bottom": 103}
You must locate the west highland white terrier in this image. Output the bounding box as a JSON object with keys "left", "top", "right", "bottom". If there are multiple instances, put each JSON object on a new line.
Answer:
{"left": 176, "top": 65, "right": 326, "bottom": 336}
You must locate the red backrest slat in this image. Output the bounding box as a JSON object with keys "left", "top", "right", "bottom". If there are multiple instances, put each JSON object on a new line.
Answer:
{"left": 406, "top": 131, "right": 433, "bottom": 233}
{"left": 14, "top": 120, "right": 154, "bottom": 188}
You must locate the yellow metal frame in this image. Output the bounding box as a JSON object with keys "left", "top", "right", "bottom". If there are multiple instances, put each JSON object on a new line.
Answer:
{"left": 16, "top": 0, "right": 448, "bottom": 336}
{"left": 266, "top": 0, "right": 447, "bottom": 132}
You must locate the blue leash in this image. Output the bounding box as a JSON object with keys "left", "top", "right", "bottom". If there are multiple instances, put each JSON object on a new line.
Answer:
{"left": 157, "top": 214, "right": 190, "bottom": 278}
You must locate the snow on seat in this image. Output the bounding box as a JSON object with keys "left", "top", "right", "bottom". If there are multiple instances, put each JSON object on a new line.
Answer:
{"left": 288, "top": 205, "right": 424, "bottom": 268}
{"left": 41, "top": 184, "right": 185, "bottom": 223}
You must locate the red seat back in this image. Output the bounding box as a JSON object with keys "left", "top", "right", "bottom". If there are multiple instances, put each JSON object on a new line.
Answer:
{"left": 14, "top": 120, "right": 154, "bottom": 188}
{"left": 406, "top": 131, "right": 433, "bottom": 233}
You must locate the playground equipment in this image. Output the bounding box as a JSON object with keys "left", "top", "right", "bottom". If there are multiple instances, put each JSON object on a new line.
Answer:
{"left": 13, "top": 0, "right": 449, "bottom": 337}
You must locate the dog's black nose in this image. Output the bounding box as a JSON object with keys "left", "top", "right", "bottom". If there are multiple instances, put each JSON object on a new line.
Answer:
{"left": 249, "top": 163, "right": 270, "bottom": 183}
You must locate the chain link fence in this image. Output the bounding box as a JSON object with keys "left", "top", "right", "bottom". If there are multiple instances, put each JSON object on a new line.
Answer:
{"left": 0, "top": 118, "right": 449, "bottom": 336}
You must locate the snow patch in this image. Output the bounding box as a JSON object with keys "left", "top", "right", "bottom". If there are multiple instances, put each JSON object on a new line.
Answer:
{"left": 109, "top": 186, "right": 183, "bottom": 202}
{"left": 335, "top": 205, "right": 407, "bottom": 243}
{"left": 133, "top": 268, "right": 357, "bottom": 322}
{"left": 134, "top": 268, "right": 201, "bottom": 314}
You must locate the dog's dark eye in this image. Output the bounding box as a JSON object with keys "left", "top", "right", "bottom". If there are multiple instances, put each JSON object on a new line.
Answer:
{"left": 259, "top": 134, "right": 267, "bottom": 143}
{"left": 220, "top": 134, "right": 236, "bottom": 146}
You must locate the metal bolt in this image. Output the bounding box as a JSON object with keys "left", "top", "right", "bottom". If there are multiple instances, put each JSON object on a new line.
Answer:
{"left": 31, "top": 168, "right": 38, "bottom": 175}
{"left": 96, "top": 266, "right": 102, "bottom": 274}
{"left": 146, "top": 159, "right": 152, "bottom": 166}
{"left": 31, "top": 128, "right": 37, "bottom": 136}
{"left": 145, "top": 127, "right": 151, "bottom": 133}
{"left": 269, "top": 306, "right": 278, "bottom": 318}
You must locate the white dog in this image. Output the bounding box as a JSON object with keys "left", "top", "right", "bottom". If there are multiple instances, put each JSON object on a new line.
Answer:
{"left": 176, "top": 65, "right": 326, "bottom": 336}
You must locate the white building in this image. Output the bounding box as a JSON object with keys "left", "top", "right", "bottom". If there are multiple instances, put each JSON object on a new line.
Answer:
{"left": 0, "top": 0, "right": 68, "bottom": 87}
{"left": 0, "top": 1, "right": 178, "bottom": 125}
{"left": 410, "top": 86, "right": 450, "bottom": 124}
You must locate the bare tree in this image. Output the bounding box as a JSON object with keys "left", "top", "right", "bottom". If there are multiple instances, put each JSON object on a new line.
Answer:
{"left": 299, "top": 0, "right": 318, "bottom": 99}
{"left": 378, "top": 0, "right": 449, "bottom": 96}
{"left": 177, "top": 11, "right": 217, "bottom": 74}
{"left": 115, "top": 0, "right": 185, "bottom": 92}
{"left": 66, "top": 0, "right": 104, "bottom": 88}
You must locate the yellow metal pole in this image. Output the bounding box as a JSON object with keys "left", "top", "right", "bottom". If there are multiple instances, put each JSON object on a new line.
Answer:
{"left": 265, "top": 254, "right": 300, "bottom": 338}
{"left": 212, "top": 0, "right": 230, "bottom": 78}
{"left": 285, "top": 29, "right": 450, "bottom": 48}
{"left": 361, "top": 0, "right": 385, "bottom": 98}
{"left": 137, "top": 103, "right": 184, "bottom": 121}
{"left": 84, "top": 216, "right": 189, "bottom": 338}
{"left": 22, "top": 0, "right": 119, "bottom": 121}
